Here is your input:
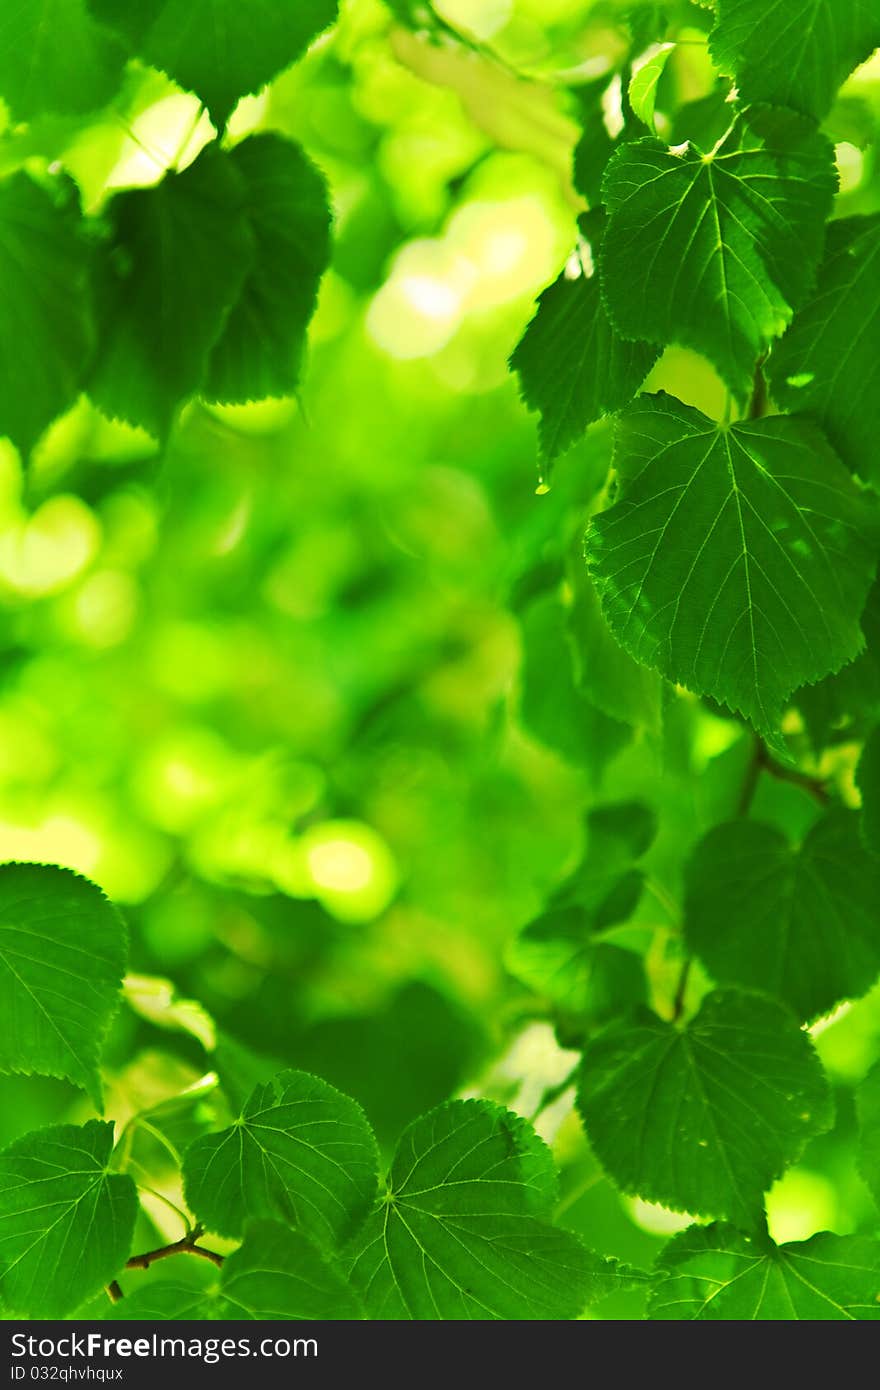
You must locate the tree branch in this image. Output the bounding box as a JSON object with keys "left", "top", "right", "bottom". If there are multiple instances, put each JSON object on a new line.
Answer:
{"left": 105, "top": 1227, "right": 224, "bottom": 1300}
{"left": 739, "top": 738, "right": 829, "bottom": 815}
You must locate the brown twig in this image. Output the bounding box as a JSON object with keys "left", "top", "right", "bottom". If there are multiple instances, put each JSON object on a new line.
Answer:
{"left": 104, "top": 1227, "right": 224, "bottom": 1301}
{"left": 740, "top": 739, "right": 829, "bottom": 815}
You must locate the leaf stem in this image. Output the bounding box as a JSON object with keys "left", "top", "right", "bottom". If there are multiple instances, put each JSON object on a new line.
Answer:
{"left": 738, "top": 738, "right": 829, "bottom": 817}
{"left": 528, "top": 1062, "right": 580, "bottom": 1121}
{"left": 671, "top": 958, "right": 691, "bottom": 1022}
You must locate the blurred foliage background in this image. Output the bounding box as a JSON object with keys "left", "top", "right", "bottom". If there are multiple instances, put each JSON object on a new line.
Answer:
{"left": 4, "top": 0, "right": 880, "bottom": 1315}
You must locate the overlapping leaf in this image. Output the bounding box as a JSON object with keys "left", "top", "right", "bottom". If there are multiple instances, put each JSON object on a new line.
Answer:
{"left": 182, "top": 1069, "right": 378, "bottom": 1245}
{"left": 88, "top": 0, "right": 339, "bottom": 130}
{"left": 649, "top": 1223, "right": 880, "bottom": 1319}
{"left": 684, "top": 810, "right": 880, "bottom": 1020}
{"left": 0, "top": 172, "right": 93, "bottom": 457}
{"left": 0, "top": 1121, "right": 136, "bottom": 1317}
{"left": 0, "top": 0, "right": 126, "bottom": 121}
{"left": 519, "top": 591, "right": 631, "bottom": 775}
{"left": 576, "top": 989, "right": 833, "bottom": 1226}
{"left": 511, "top": 217, "right": 659, "bottom": 464}
{"left": 586, "top": 394, "right": 880, "bottom": 737}
{"left": 0, "top": 863, "right": 127, "bottom": 1107}
{"left": 710, "top": 0, "right": 880, "bottom": 120}
{"left": 110, "top": 1221, "right": 363, "bottom": 1320}
{"left": 601, "top": 108, "right": 836, "bottom": 402}
{"left": 204, "top": 135, "right": 332, "bottom": 404}
{"left": 347, "top": 1100, "right": 608, "bottom": 1319}
{"left": 768, "top": 216, "right": 880, "bottom": 487}
{"left": 89, "top": 145, "right": 254, "bottom": 437}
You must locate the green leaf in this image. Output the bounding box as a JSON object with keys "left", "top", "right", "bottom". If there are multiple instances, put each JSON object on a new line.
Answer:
{"left": 858, "top": 726, "right": 880, "bottom": 855}
{"left": 511, "top": 236, "right": 659, "bottom": 464}
{"left": 649, "top": 1223, "right": 880, "bottom": 1319}
{"left": 0, "top": 863, "right": 127, "bottom": 1108}
{"left": 576, "top": 988, "right": 833, "bottom": 1226}
{"left": 796, "top": 577, "right": 880, "bottom": 748}
{"left": 111, "top": 1221, "right": 363, "bottom": 1320}
{"left": 347, "top": 1099, "right": 610, "bottom": 1319}
{"left": 508, "top": 799, "right": 656, "bottom": 1011}
{"left": 586, "top": 394, "right": 880, "bottom": 738}
{"left": 768, "top": 217, "right": 880, "bottom": 486}
{"left": 204, "top": 134, "right": 332, "bottom": 404}
{"left": 182, "top": 1069, "right": 378, "bottom": 1246}
{"left": 519, "top": 590, "right": 632, "bottom": 774}
{"left": 857, "top": 1059, "right": 880, "bottom": 1212}
{"left": 88, "top": 0, "right": 339, "bottom": 130}
{"left": 710, "top": 0, "right": 880, "bottom": 121}
{"left": 600, "top": 109, "right": 836, "bottom": 403}
{"left": 88, "top": 145, "right": 254, "bottom": 438}
{"left": 0, "top": 0, "right": 127, "bottom": 121}
{"left": 628, "top": 43, "right": 675, "bottom": 132}
{"left": 0, "top": 1120, "right": 137, "bottom": 1317}
{"left": 567, "top": 557, "right": 663, "bottom": 732}
{"left": 0, "top": 172, "right": 93, "bottom": 457}
{"left": 506, "top": 914, "right": 646, "bottom": 1018}
{"left": 684, "top": 810, "right": 880, "bottom": 1021}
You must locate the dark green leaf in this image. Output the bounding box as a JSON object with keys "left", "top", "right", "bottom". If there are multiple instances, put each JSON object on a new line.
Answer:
{"left": 684, "top": 810, "right": 880, "bottom": 1021}
{"left": 768, "top": 217, "right": 880, "bottom": 487}
{"left": 0, "top": 1120, "right": 137, "bottom": 1317}
{"left": 586, "top": 394, "right": 880, "bottom": 738}
{"left": 519, "top": 591, "right": 632, "bottom": 774}
{"left": 649, "top": 1223, "right": 880, "bottom": 1319}
{"left": 576, "top": 989, "right": 833, "bottom": 1226}
{"left": 0, "top": 863, "right": 127, "bottom": 1108}
{"left": 0, "top": 0, "right": 126, "bottom": 121}
{"left": 601, "top": 109, "right": 836, "bottom": 403}
{"left": 511, "top": 230, "right": 659, "bottom": 465}
{"left": 710, "top": 0, "right": 880, "bottom": 120}
{"left": 89, "top": 145, "right": 254, "bottom": 437}
{"left": 347, "top": 1099, "right": 610, "bottom": 1319}
{"left": 182, "top": 1069, "right": 378, "bottom": 1245}
{"left": 88, "top": 0, "right": 339, "bottom": 130}
{"left": 0, "top": 172, "right": 92, "bottom": 457}
{"left": 205, "top": 134, "right": 332, "bottom": 404}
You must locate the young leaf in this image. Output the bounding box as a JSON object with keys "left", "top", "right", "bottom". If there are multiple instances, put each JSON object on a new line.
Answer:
{"left": 0, "top": 172, "right": 93, "bottom": 457}
{"left": 88, "top": 0, "right": 339, "bottom": 131}
{"left": 768, "top": 217, "right": 880, "bottom": 487}
{"left": 0, "top": 0, "right": 127, "bottom": 121}
{"left": 182, "top": 1069, "right": 378, "bottom": 1246}
{"left": 649, "top": 1223, "right": 880, "bottom": 1319}
{"left": 684, "top": 810, "right": 880, "bottom": 1021}
{"left": 0, "top": 1120, "right": 137, "bottom": 1318}
{"left": 857, "top": 726, "right": 880, "bottom": 855}
{"left": 347, "top": 1099, "right": 611, "bottom": 1319}
{"left": 628, "top": 44, "right": 675, "bottom": 132}
{"left": 0, "top": 863, "right": 127, "bottom": 1108}
{"left": 510, "top": 241, "right": 660, "bottom": 464}
{"left": 576, "top": 989, "right": 833, "bottom": 1227}
{"left": 586, "top": 394, "right": 880, "bottom": 738}
{"left": 600, "top": 108, "right": 836, "bottom": 404}
{"left": 110, "top": 1221, "right": 363, "bottom": 1320}
{"left": 204, "top": 134, "right": 332, "bottom": 404}
{"left": 710, "top": 0, "right": 880, "bottom": 121}
{"left": 88, "top": 145, "right": 254, "bottom": 438}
